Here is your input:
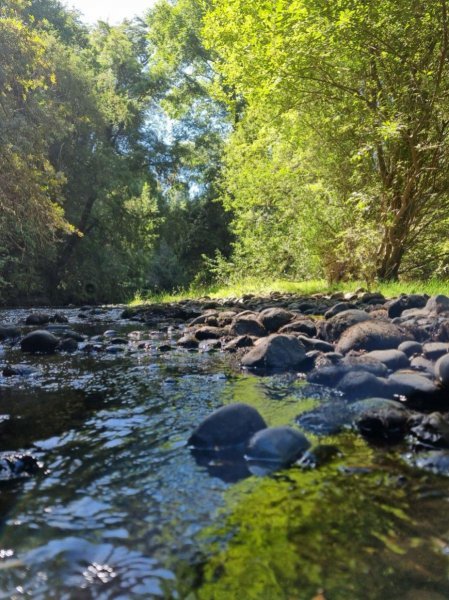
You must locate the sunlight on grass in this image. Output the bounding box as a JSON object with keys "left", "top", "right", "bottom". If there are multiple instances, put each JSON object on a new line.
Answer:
{"left": 129, "top": 277, "right": 449, "bottom": 305}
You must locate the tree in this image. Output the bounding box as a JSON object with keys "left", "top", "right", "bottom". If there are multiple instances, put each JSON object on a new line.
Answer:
{"left": 203, "top": 0, "right": 449, "bottom": 280}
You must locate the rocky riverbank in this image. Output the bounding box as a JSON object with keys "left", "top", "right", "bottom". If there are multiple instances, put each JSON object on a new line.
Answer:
{"left": 3, "top": 289, "right": 449, "bottom": 480}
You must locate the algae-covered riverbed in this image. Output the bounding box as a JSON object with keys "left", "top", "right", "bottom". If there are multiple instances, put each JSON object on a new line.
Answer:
{"left": 0, "top": 307, "right": 449, "bottom": 599}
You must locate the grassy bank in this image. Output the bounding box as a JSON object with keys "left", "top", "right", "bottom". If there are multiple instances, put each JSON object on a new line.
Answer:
{"left": 129, "top": 277, "right": 449, "bottom": 306}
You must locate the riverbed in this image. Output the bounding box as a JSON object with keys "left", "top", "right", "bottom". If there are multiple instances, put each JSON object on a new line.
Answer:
{"left": 0, "top": 306, "right": 449, "bottom": 599}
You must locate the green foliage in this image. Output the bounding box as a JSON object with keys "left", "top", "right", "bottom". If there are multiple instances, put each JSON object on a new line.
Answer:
{"left": 202, "top": 0, "right": 449, "bottom": 282}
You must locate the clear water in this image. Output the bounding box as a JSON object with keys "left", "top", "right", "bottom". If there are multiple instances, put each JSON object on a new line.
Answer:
{"left": 0, "top": 308, "right": 449, "bottom": 599}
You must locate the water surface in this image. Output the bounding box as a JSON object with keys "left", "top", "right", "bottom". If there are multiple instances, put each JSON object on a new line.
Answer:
{"left": 0, "top": 308, "right": 448, "bottom": 599}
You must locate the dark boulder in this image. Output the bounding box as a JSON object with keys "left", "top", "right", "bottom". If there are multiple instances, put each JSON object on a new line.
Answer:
{"left": 324, "top": 309, "right": 372, "bottom": 342}
{"left": 245, "top": 427, "right": 310, "bottom": 465}
{"left": 410, "top": 356, "right": 435, "bottom": 376}
{"left": 324, "top": 302, "right": 357, "bottom": 320}
{"left": 435, "top": 353, "right": 449, "bottom": 387}
{"left": 25, "top": 313, "right": 51, "bottom": 326}
{"left": 423, "top": 342, "right": 449, "bottom": 361}
{"left": 425, "top": 294, "right": 449, "bottom": 315}
{"left": 386, "top": 294, "right": 427, "bottom": 318}
{"left": 336, "top": 371, "right": 389, "bottom": 401}
{"left": 194, "top": 326, "right": 226, "bottom": 341}
{"left": 21, "top": 330, "right": 59, "bottom": 354}
{"left": 364, "top": 349, "right": 409, "bottom": 371}
{"left": 398, "top": 340, "right": 423, "bottom": 357}
{"left": 355, "top": 406, "right": 410, "bottom": 442}
{"left": 177, "top": 334, "right": 199, "bottom": 349}
{"left": 279, "top": 319, "right": 317, "bottom": 337}
{"left": 223, "top": 335, "right": 254, "bottom": 352}
{"left": 0, "top": 325, "right": 20, "bottom": 340}
{"left": 336, "top": 320, "right": 411, "bottom": 354}
{"left": 230, "top": 314, "right": 266, "bottom": 337}
{"left": 296, "top": 336, "right": 334, "bottom": 353}
{"left": 387, "top": 372, "right": 444, "bottom": 410}
{"left": 259, "top": 307, "right": 293, "bottom": 333}
{"left": 188, "top": 403, "right": 267, "bottom": 450}
{"left": 241, "top": 334, "right": 307, "bottom": 371}
{"left": 58, "top": 338, "right": 78, "bottom": 353}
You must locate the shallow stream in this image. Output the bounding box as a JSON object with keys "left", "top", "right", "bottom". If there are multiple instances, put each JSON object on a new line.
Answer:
{"left": 0, "top": 308, "right": 449, "bottom": 599}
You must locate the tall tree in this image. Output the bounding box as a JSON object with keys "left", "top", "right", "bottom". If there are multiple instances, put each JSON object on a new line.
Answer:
{"left": 203, "top": 0, "right": 449, "bottom": 280}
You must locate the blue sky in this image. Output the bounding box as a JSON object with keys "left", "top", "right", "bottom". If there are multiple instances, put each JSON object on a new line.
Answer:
{"left": 64, "top": 0, "right": 154, "bottom": 24}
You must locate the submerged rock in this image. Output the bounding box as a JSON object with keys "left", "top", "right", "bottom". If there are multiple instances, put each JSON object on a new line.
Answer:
{"left": 245, "top": 426, "right": 310, "bottom": 465}
{"left": 411, "top": 451, "right": 449, "bottom": 476}
{"left": 410, "top": 412, "right": 449, "bottom": 448}
{"left": 0, "top": 454, "right": 41, "bottom": 482}
{"left": 188, "top": 403, "right": 267, "bottom": 450}
{"left": 0, "top": 325, "right": 20, "bottom": 340}
{"left": 2, "top": 364, "right": 41, "bottom": 377}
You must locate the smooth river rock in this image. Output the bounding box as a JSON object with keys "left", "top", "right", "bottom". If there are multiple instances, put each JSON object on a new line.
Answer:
{"left": 188, "top": 403, "right": 267, "bottom": 450}
{"left": 245, "top": 427, "right": 310, "bottom": 465}
{"left": 336, "top": 320, "right": 411, "bottom": 354}
{"left": 241, "top": 334, "right": 307, "bottom": 371}
{"left": 20, "top": 330, "right": 59, "bottom": 354}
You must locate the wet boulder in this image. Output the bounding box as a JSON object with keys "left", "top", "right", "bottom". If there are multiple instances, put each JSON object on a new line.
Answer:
{"left": 423, "top": 342, "right": 449, "bottom": 361}
{"left": 355, "top": 404, "right": 410, "bottom": 442}
{"left": 297, "top": 402, "right": 352, "bottom": 435}
{"left": 435, "top": 353, "right": 449, "bottom": 387}
{"left": 188, "top": 403, "right": 267, "bottom": 450}
{"left": 259, "top": 307, "right": 293, "bottom": 333}
{"left": 324, "top": 302, "right": 357, "bottom": 320}
{"left": 21, "top": 330, "right": 59, "bottom": 354}
{"left": 230, "top": 314, "right": 266, "bottom": 337}
{"left": 336, "top": 371, "right": 389, "bottom": 401}
{"left": 279, "top": 319, "right": 317, "bottom": 337}
{"left": 336, "top": 320, "right": 411, "bottom": 354}
{"left": 245, "top": 427, "right": 310, "bottom": 466}
{"left": 410, "top": 356, "right": 435, "bottom": 376}
{"left": 425, "top": 294, "right": 449, "bottom": 315}
{"left": 387, "top": 372, "right": 445, "bottom": 410}
{"left": 177, "top": 334, "right": 199, "bottom": 349}
{"left": 193, "top": 326, "right": 226, "bottom": 341}
{"left": 398, "top": 340, "right": 423, "bottom": 357}
{"left": 57, "top": 338, "right": 79, "bottom": 353}
{"left": 324, "top": 309, "right": 372, "bottom": 342}
{"left": 386, "top": 294, "right": 427, "bottom": 318}
{"left": 296, "top": 336, "right": 334, "bottom": 353}
{"left": 25, "top": 312, "right": 51, "bottom": 326}
{"left": 241, "top": 334, "right": 307, "bottom": 371}
{"left": 342, "top": 355, "right": 389, "bottom": 377}
{"left": 223, "top": 335, "right": 254, "bottom": 352}
{"left": 364, "top": 349, "right": 409, "bottom": 371}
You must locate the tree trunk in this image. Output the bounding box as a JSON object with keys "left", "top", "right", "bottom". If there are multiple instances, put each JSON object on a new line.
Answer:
{"left": 376, "top": 225, "right": 407, "bottom": 280}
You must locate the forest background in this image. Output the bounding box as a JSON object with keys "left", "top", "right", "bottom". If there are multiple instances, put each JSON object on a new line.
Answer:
{"left": 2, "top": 0, "right": 449, "bottom": 305}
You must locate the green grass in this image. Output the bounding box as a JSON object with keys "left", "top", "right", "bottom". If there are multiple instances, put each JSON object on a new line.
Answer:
{"left": 129, "top": 277, "right": 449, "bottom": 306}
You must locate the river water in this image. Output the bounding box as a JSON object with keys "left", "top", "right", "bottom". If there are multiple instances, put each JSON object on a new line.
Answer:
{"left": 0, "top": 308, "right": 449, "bottom": 599}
